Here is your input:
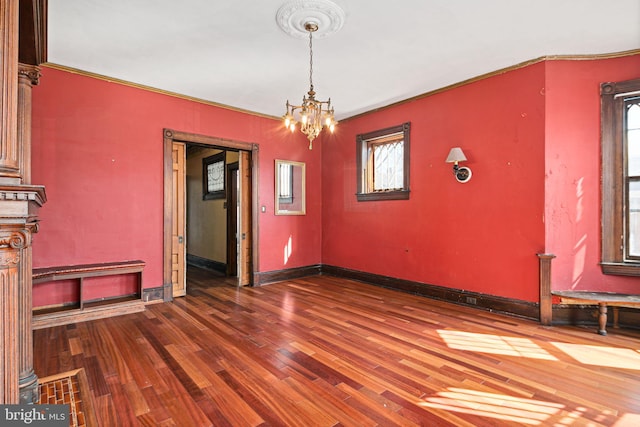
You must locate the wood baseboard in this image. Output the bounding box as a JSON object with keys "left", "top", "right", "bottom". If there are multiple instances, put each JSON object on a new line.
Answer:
{"left": 187, "top": 253, "right": 226, "bottom": 274}
{"left": 322, "top": 264, "right": 539, "bottom": 320}
{"left": 254, "top": 264, "right": 537, "bottom": 320}
{"left": 254, "top": 264, "right": 322, "bottom": 285}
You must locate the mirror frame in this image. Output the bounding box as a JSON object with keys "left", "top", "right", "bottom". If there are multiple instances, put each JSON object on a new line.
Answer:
{"left": 275, "top": 159, "right": 306, "bottom": 215}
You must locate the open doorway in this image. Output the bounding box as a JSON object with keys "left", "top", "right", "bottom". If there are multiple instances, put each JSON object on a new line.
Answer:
{"left": 162, "top": 129, "right": 258, "bottom": 301}
{"left": 184, "top": 146, "right": 238, "bottom": 282}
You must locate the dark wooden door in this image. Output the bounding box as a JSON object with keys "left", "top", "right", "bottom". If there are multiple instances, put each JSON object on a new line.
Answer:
{"left": 226, "top": 162, "right": 239, "bottom": 277}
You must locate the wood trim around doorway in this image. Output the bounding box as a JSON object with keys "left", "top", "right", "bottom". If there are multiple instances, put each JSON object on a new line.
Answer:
{"left": 162, "top": 129, "right": 259, "bottom": 301}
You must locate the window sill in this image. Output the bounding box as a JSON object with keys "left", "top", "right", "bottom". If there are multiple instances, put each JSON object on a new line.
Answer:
{"left": 600, "top": 262, "right": 640, "bottom": 277}
{"left": 356, "top": 190, "right": 410, "bottom": 202}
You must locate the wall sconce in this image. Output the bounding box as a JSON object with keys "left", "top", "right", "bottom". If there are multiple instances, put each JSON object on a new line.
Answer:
{"left": 445, "top": 147, "right": 472, "bottom": 183}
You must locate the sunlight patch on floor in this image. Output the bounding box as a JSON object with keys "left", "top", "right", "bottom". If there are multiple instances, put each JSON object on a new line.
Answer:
{"left": 420, "top": 387, "right": 564, "bottom": 425}
{"left": 437, "top": 329, "right": 558, "bottom": 360}
{"left": 613, "top": 413, "right": 640, "bottom": 426}
{"left": 551, "top": 342, "right": 640, "bottom": 370}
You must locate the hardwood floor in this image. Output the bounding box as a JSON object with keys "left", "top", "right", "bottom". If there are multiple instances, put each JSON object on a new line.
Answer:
{"left": 34, "top": 267, "right": 640, "bottom": 426}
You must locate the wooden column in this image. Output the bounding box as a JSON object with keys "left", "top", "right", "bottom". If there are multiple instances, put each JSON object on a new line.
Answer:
{"left": 0, "top": 235, "right": 20, "bottom": 403}
{"left": 0, "top": 227, "right": 29, "bottom": 404}
{"left": 17, "top": 64, "right": 41, "bottom": 404}
{"left": 18, "top": 220, "right": 40, "bottom": 403}
{"left": 0, "top": 0, "right": 20, "bottom": 404}
{"left": 0, "top": 0, "right": 46, "bottom": 404}
{"left": 18, "top": 64, "right": 40, "bottom": 185}
{"left": 0, "top": 188, "right": 45, "bottom": 405}
{"left": 537, "top": 253, "right": 556, "bottom": 326}
{"left": 18, "top": 224, "right": 37, "bottom": 403}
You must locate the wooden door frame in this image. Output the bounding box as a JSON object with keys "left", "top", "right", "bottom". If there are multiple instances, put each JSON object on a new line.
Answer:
{"left": 163, "top": 129, "right": 259, "bottom": 301}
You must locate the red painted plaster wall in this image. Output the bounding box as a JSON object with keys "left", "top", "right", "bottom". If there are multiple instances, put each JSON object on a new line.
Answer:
{"left": 544, "top": 55, "right": 640, "bottom": 293}
{"left": 32, "top": 54, "right": 640, "bottom": 309}
{"left": 31, "top": 67, "right": 322, "bottom": 306}
{"left": 322, "top": 63, "right": 547, "bottom": 302}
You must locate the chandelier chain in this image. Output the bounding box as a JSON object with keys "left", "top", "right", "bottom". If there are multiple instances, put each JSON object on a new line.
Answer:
{"left": 308, "top": 30, "right": 314, "bottom": 91}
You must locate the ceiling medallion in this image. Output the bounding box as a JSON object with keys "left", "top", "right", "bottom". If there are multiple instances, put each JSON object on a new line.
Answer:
{"left": 276, "top": 0, "right": 346, "bottom": 39}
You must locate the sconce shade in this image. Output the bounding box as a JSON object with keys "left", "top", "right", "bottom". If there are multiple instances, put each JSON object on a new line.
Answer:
{"left": 445, "top": 147, "right": 467, "bottom": 163}
{"left": 445, "top": 147, "right": 472, "bottom": 183}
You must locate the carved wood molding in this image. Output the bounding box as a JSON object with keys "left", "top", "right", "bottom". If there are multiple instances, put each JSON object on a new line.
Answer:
{"left": 0, "top": 184, "right": 46, "bottom": 204}
{"left": 18, "top": 63, "right": 40, "bottom": 86}
{"left": 0, "top": 229, "right": 30, "bottom": 251}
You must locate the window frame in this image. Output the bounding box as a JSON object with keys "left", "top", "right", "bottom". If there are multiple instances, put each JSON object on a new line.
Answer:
{"left": 600, "top": 78, "right": 640, "bottom": 276}
{"left": 356, "top": 122, "right": 411, "bottom": 202}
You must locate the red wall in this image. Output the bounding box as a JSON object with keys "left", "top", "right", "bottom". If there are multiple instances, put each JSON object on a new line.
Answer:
{"left": 32, "top": 54, "right": 640, "bottom": 308}
{"left": 544, "top": 55, "right": 640, "bottom": 293}
{"left": 322, "top": 63, "right": 547, "bottom": 302}
{"left": 31, "top": 67, "right": 323, "bottom": 306}
{"left": 321, "top": 54, "right": 640, "bottom": 303}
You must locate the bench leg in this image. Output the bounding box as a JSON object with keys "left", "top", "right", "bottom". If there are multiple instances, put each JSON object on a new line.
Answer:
{"left": 613, "top": 307, "right": 619, "bottom": 329}
{"left": 598, "top": 303, "right": 607, "bottom": 336}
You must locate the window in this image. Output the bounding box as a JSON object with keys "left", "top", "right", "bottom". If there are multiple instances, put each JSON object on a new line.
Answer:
{"left": 203, "top": 151, "right": 225, "bottom": 200}
{"left": 277, "top": 162, "right": 293, "bottom": 204}
{"left": 629, "top": 102, "right": 640, "bottom": 257}
{"left": 356, "top": 122, "right": 410, "bottom": 201}
{"left": 600, "top": 78, "right": 640, "bottom": 276}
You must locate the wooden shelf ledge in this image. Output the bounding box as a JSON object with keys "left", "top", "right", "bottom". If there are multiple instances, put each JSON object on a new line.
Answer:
{"left": 33, "top": 299, "right": 146, "bottom": 330}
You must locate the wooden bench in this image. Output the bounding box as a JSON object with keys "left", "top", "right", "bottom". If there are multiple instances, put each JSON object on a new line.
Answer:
{"left": 32, "top": 260, "right": 145, "bottom": 328}
{"left": 552, "top": 291, "right": 640, "bottom": 335}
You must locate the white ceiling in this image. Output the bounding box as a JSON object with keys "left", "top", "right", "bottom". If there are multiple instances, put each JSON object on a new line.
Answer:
{"left": 47, "top": 0, "right": 640, "bottom": 120}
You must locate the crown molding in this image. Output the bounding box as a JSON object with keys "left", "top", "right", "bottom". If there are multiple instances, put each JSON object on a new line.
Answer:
{"left": 41, "top": 63, "right": 281, "bottom": 122}
{"left": 43, "top": 49, "right": 640, "bottom": 125}
{"left": 343, "top": 49, "right": 640, "bottom": 122}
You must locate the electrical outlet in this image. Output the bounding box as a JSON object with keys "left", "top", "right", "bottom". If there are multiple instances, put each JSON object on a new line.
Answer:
{"left": 466, "top": 296, "right": 477, "bottom": 305}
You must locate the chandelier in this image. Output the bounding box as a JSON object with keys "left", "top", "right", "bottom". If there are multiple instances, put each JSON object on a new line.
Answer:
{"left": 283, "top": 22, "right": 337, "bottom": 149}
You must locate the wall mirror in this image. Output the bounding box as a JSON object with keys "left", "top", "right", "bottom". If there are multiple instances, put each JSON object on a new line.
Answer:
{"left": 275, "top": 159, "right": 306, "bottom": 215}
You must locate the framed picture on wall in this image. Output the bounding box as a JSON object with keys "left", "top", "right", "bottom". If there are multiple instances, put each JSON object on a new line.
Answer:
{"left": 203, "top": 151, "right": 226, "bottom": 200}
